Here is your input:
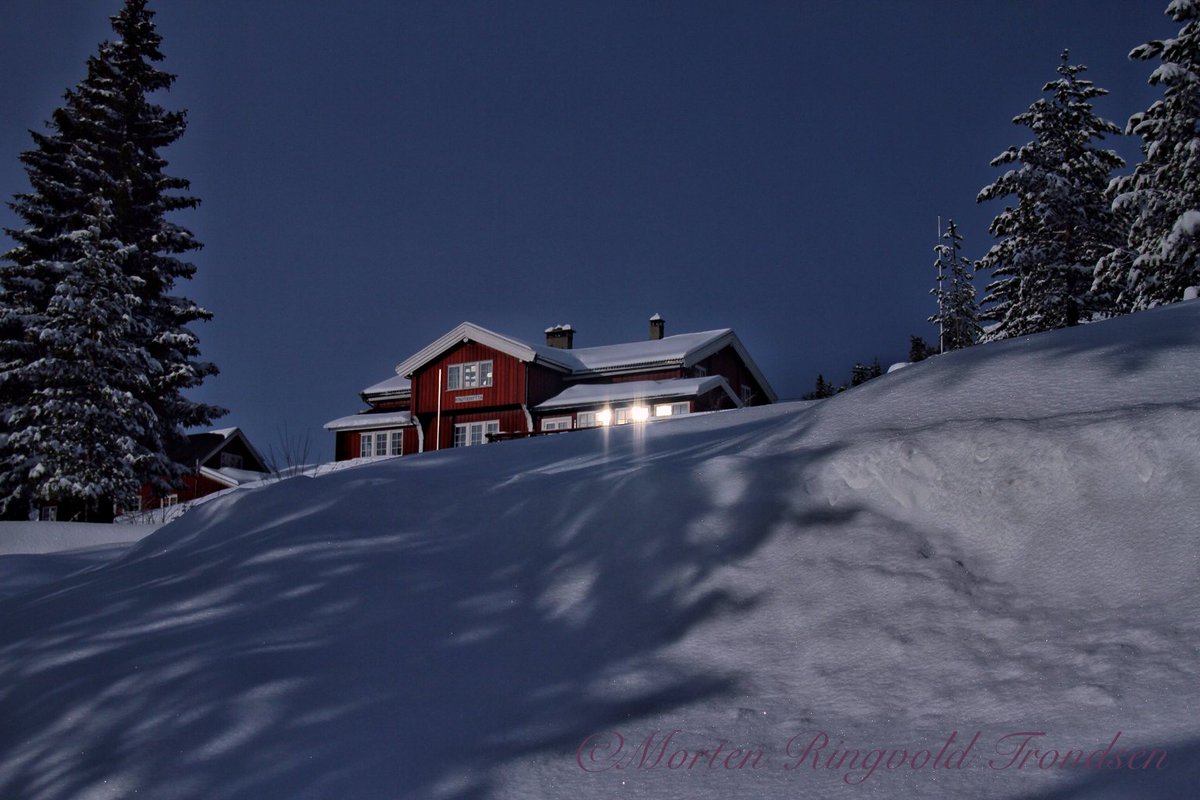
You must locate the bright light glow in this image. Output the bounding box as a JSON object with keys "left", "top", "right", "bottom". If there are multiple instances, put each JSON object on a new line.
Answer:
{"left": 596, "top": 408, "right": 612, "bottom": 426}
{"left": 631, "top": 405, "right": 650, "bottom": 422}
{"left": 654, "top": 404, "right": 672, "bottom": 417}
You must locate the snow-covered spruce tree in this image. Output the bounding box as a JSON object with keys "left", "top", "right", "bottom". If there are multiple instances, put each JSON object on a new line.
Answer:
{"left": 1095, "top": 1, "right": 1200, "bottom": 310}
{"left": 0, "top": 0, "right": 222, "bottom": 519}
{"left": 977, "top": 51, "right": 1125, "bottom": 340}
{"left": 7, "top": 202, "right": 164, "bottom": 521}
{"left": 929, "top": 219, "right": 982, "bottom": 351}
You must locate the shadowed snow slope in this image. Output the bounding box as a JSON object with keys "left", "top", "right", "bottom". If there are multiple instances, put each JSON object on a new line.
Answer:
{"left": 1, "top": 303, "right": 1198, "bottom": 800}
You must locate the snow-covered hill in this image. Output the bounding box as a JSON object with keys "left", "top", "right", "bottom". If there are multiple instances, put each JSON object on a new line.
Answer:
{"left": 1, "top": 303, "right": 1198, "bottom": 800}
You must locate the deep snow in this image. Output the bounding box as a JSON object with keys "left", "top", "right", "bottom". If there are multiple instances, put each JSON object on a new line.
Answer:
{"left": 0, "top": 303, "right": 1198, "bottom": 799}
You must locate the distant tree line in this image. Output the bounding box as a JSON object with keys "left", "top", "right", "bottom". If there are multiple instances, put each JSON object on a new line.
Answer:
{"left": 804, "top": 2, "right": 1200, "bottom": 400}
{"left": 971, "top": 4, "right": 1200, "bottom": 340}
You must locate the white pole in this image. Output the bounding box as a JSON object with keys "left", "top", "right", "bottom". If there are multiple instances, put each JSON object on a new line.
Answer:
{"left": 936, "top": 216, "right": 945, "bottom": 354}
{"left": 436, "top": 368, "right": 442, "bottom": 450}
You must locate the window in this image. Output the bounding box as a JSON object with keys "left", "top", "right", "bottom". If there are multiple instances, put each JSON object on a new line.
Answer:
{"left": 453, "top": 420, "right": 499, "bottom": 447}
{"left": 447, "top": 360, "right": 493, "bottom": 390}
{"left": 576, "top": 411, "right": 598, "bottom": 428}
{"left": 164, "top": 494, "right": 179, "bottom": 507}
{"left": 360, "top": 430, "right": 404, "bottom": 457}
{"left": 542, "top": 416, "right": 572, "bottom": 431}
{"left": 220, "top": 452, "right": 243, "bottom": 469}
{"left": 741, "top": 384, "right": 753, "bottom": 404}
{"left": 614, "top": 407, "right": 631, "bottom": 425}
{"left": 654, "top": 402, "right": 691, "bottom": 417}
{"left": 39, "top": 505, "right": 57, "bottom": 522}
{"left": 693, "top": 365, "right": 707, "bottom": 377}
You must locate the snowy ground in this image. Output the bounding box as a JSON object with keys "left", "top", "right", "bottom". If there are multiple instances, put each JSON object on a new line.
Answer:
{"left": 0, "top": 302, "right": 1198, "bottom": 799}
{"left": 0, "top": 522, "right": 161, "bottom": 601}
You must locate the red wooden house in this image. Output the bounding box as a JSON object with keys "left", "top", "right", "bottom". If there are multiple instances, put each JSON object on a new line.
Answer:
{"left": 324, "top": 315, "right": 776, "bottom": 461}
{"left": 138, "top": 427, "right": 271, "bottom": 510}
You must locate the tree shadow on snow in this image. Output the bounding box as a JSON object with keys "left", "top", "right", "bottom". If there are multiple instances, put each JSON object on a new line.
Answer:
{"left": 1015, "top": 734, "right": 1200, "bottom": 800}
{"left": 0, "top": 411, "right": 848, "bottom": 800}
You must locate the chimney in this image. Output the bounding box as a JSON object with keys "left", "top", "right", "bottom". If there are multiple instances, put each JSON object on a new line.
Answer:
{"left": 649, "top": 313, "right": 665, "bottom": 340}
{"left": 545, "top": 324, "right": 575, "bottom": 349}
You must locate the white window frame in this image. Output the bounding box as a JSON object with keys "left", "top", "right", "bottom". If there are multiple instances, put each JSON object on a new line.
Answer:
{"left": 541, "top": 416, "right": 572, "bottom": 431}
{"left": 39, "top": 505, "right": 57, "bottom": 522}
{"left": 614, "top": 407, "right": 632, "bottom": 425}
{"left": 447, "top": 360, "right": 493, "bottom": 391}
{"left": 164, "top": 494, "right": 179, "bottom": 508}
{"left": 360, "top": 429, "right": 404, "bottom": 458}
{"left": 741, "top": 384, "right": 753, "bottom": 403}
{"left": 453, "top": 420, "right": 500, "bottom": 447}
{"left": 693, "top": 365, "right": 707, "bottom": 377}
{"left": 576, "top": 411, "right": 598, "bottom": 428}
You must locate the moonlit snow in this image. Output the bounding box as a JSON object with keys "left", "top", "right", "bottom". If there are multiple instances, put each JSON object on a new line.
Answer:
{"left": 0, "top": 302, "right": 1197, "bottom": 799}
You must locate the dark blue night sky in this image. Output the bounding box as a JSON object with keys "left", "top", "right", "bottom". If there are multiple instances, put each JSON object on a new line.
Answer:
{"left": 0, "top": 1, "right": 1177, "bottom": 459}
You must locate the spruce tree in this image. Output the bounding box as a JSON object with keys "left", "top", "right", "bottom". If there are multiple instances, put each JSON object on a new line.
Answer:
{"left": 0, "top": 0, "right": 222, "bottom": 519}
{"left": 908, "top": 335, "right": 929, "bottom": 363}
{"left": 977, "top": 51, "right": 1125, "bottom": 340}
{"left": 1095, "top": 1, "right": 1200, "bottom": 310}
{"left": 929, "top": 219, "right": 981, "bottom": 351}
{"left": 803, "top": 374, "right": 833, "bottom": 400}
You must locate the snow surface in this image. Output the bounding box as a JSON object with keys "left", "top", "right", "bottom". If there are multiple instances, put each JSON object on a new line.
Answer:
{"left": 0, "top": 521, "right": 160, "bottom": 556}
{"left": 1, "top": 303, "right": 1199, "bottom": 799}
{"left": 0, "top": 522, "right": 161, "bottom": 603}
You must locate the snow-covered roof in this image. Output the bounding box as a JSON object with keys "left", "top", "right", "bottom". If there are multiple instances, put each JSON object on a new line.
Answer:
{"left": 391, "top": 321, "right": 778, "bottom": 401}
{"left": 535, "top": 376, "right": 740, "bottom": 410}
{"left": 394, "top": 322, "right": 580, "bottom": 377}
{"left": 173, "top": 427, "right": 269, "bottom": 475}
{"left": 361, "top": 374, "right": 411, "bottom": 397}
{"left": 568, "top": 329, "right": 729, "bottom": 371}
{"left": 323, "top": 410, "right": 414, "bottom": 431}
{"left": 199, "top": 465, "right": 269, "bottom": 489}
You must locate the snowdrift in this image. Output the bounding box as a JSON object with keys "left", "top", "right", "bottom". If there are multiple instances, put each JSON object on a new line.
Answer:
{"left": 1, "top": 303, "right": 1198, "bottom": 800}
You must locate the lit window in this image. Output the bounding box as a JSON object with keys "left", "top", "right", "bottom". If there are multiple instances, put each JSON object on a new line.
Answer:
{"left": 447, "top": 361, "right": 493, "bottom": 391}
{"left": 614, "top": 407, "right": 631, "bottom": 425}
{"left": 453, "top": 420, "right": 500, "bottom": 447}
{"left": 630, "top": 405, "right": 650, "bottom": 422}
{"left": 654, "top": 402, "right": 691, "bottom": 417}
{"left": 595, "top": 409, "right": 612, "bottom": 426}
{"left": 576, "top": 411, "right": 598, "bottom": 428}
{"left": 542, "top": 416, "right": 572, "bottom": 431}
